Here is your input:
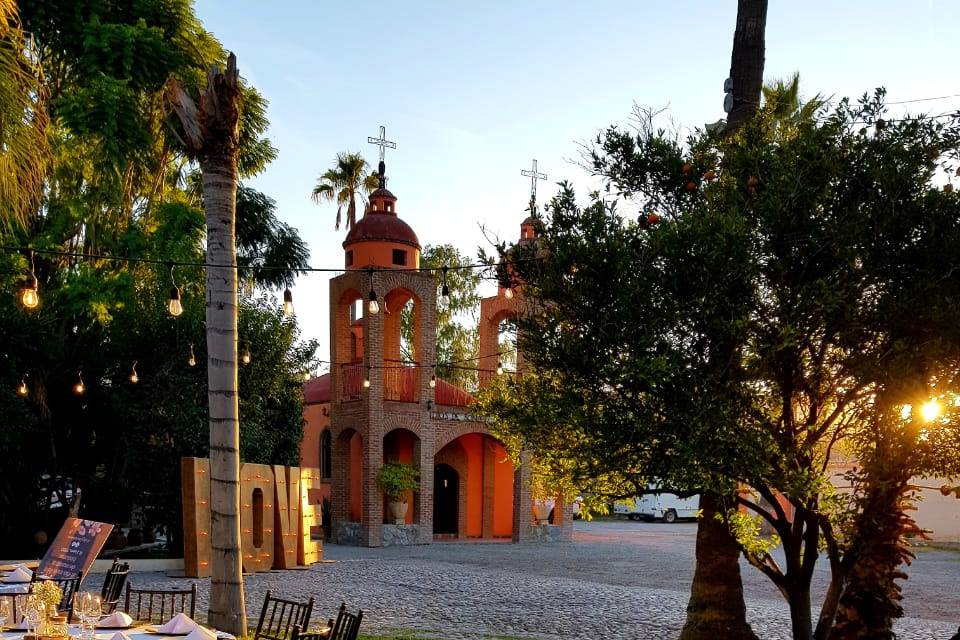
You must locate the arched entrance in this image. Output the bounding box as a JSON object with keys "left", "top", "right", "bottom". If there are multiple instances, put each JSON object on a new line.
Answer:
{"left": 433, "top": 464, "right": 459, "bottom": 535}
{"left": 433, "top": 432, "right": 513, "bottom": 539}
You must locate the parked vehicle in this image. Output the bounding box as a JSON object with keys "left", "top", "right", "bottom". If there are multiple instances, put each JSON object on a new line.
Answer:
{"left": 614, "top": 489, "right": 699, "bottom": 523}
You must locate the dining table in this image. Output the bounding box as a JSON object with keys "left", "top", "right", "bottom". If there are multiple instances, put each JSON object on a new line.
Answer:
{"left": 0, "top": 620, "right": 237, "bottom": 640}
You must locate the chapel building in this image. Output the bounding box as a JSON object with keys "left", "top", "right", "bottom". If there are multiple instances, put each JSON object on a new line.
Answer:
{"left": 300, "top": 163, "right": 572, "bottom": 546}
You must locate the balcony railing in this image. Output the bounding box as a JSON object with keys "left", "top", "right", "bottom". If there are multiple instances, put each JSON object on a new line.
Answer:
{"left": 340, "top": 360, "right": 419, "bottom": 403}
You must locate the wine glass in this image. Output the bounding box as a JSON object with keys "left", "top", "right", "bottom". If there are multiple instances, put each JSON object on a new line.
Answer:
{"left": 0, "top": 597, "right": 12, "bottom": 632}
{"left": 20, "top": 594, "right": 42, "bottom": 639}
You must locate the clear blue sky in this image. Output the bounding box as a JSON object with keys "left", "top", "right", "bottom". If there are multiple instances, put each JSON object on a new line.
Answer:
{"left": 194, "top": 0, "right": 960, "bottom": 362}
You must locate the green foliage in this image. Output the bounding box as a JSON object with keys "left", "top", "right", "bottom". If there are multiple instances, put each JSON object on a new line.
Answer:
{"left": 0, "top": 0, "right": 312, "bottom": 558}
{"left": 311, "top": 152, "right": 379, "bottom": 231}
{"left": 475, "top": 85, "right": 960, "bottom": 637}
{"left": 375, "top": 462, "right": 419, "bottom": 502}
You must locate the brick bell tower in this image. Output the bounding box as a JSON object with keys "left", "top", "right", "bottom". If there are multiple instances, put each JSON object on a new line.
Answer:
{"left": 328, "top": 148, "right": 438, "bottom": 547}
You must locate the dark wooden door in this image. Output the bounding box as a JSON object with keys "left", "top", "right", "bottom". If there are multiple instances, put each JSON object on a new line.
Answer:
{"left": 433, "top": 464, "right": 459, "bottom": 535}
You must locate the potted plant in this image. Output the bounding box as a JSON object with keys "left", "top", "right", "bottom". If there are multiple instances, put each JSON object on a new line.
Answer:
{"left": 530, "top": 467, "right": 553, "bottom": 524}
{"left": 376, "top": 462, "right": 419, "bottom": 525}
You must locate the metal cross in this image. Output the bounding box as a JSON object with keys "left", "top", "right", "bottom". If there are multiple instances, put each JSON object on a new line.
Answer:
{"left": 368, "top": 125, "right": 396, "bottom": 188}
{"left": 521, "top": 158, "right": 547, "bottom": 205}
{"left": 367, "top": 125, "right": 396, "bottom": 163}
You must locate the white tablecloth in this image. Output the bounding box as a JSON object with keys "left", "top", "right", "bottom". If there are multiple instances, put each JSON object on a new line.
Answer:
{"left": 0, "top": 623, "right": 234, "bottom": 640}
{"left": 0, "top": 583, "right": 30, "bottom": 595}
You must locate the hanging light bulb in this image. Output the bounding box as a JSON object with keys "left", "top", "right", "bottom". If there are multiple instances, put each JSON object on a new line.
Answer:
{"left": 303, "top": 370, "right": 312, "bottom": 381}
{"left": 241, "top": 343, "right": 252, "bottom": 366}
{"left": 188, "top": 344, "right": 197, "bottom": 367}
{"left": 283, "top": 288, "right": 295, "bottom": 317}
{"left": 496, "top": 361, "right": 504, "bottom": 376}
{"left": 429, "top": 372, "right": 437, "bottom": 388}
{"left": 20, "top": 251, "right": 39, "bottom": 309}
{"left": 363, "top": 367, "right": 371, "bottom": 388}
{"left": 16, "top": 376, "right": 28, "bottom": 397}
{"left": 129, "top": 361, "right": 139, "bottom": 384}
{"left": 168, "top": 265, "right": 183, "bottom": 317}
{"left": 504, "top": 287, "right": 514, "bottom": 300}
{"left": 367, "top": 268, "right": 380, "bottom": 315}
{"left": 73, "top": 371, "right": 86, "bottom": 396}
{"left": 438, "top": 266, "right": 450, "bottom": 311}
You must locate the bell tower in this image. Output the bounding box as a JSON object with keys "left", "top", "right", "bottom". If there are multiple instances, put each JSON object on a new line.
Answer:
{"left": 328, "top": 134, "right": 437, "bottom": 547}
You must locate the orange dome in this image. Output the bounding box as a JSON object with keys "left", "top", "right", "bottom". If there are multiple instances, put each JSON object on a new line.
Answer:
{"left": 343, "top": 212, "right": 420, "bottom": 249}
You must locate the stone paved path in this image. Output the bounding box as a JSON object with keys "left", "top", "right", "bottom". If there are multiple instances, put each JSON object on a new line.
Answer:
{"left": 125, "top": 521, "right": 959, "bottom": 639}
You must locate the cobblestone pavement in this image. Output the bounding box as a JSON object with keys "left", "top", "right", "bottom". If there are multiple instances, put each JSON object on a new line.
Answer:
{"left": 126, "top": 521, "right": 959, "bottom": 639}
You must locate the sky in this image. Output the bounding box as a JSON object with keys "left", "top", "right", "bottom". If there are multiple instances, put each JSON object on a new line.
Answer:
{"left": 193, "top": 0, "right": 960, "bottom": 362}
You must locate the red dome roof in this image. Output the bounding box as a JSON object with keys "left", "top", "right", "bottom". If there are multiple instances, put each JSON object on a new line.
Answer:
{"left": 343, "top": 212, "right": 420, "bottom": 249}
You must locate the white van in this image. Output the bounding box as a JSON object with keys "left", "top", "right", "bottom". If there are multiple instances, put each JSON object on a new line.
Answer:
{"left": 614, "top": 489, "right": 700, "bottom": 523}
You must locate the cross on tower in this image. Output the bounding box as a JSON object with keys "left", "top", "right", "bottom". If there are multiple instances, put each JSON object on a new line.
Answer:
{"left": 521, "top": 159, "right": 547, "bottom": 207}
{"left": 368, "top": 125, "right": 396, "bottom": 189}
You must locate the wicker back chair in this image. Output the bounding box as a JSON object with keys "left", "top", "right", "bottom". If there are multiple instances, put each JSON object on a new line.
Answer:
{"left": 124, "top": 584, "right": 196, "bottom": 623}
{"left": 253, "top": 591, "right": 314, "bottom": 640}
{"left": 100, "top": 559, "right": 130, "bottom": 614}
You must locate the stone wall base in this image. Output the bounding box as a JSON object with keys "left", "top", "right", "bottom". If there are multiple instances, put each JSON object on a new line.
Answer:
{"left": 518, "top": 523, "right": 568, "bottom": 543}
{"left": 382, "top": 524, "right": 428, "bottom": 546}
{"left": 333, "top": 521, "right": 363, "bottom": 546}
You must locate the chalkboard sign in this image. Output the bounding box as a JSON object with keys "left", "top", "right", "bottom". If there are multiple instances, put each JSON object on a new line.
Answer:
{"left": 37, "top": 518, "right": 114, "bottom": 580}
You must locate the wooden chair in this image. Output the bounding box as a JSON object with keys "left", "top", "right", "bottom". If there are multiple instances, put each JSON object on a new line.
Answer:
{"left": 1, "top": 593, "right": 19, "bottom": 626}
{"left": 293, "top": 603, "right": 363, "bottom": 640}
{"left": 253, "top": 590, "right": 314, "bottom": 640}
{"left": 32, "top": 571, "right": 82, "bottom": 622}
{"left": 100, "top": 559, "right": 130, "bottom": 613}
{"left": 124, "top": 584, "right": 196, "bottom": 623}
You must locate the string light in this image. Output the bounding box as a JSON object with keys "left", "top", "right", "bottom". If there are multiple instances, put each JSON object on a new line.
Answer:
{"left": 16, "top": 376, "right": 28, "bottom": 397}
{"left": 363, "top": 366, "right": 371, "bottom": 388}
{"left": 129, "top": 361, "right": 139, "bottom": 384}
{"left": 504, "top": 287, "right": 514, "bottom": 300}
{"left": 283, "top": 288, "right": 295, "bottom": 317}
{"left": 168, "top": 264, "right": 183, "bottom": 317}
{"left": 429, "top": 369, "right": 437, "bottom": 388}
{"left": 188, "top": 344, "right": 197, "bottom": 367}
{"left": 241, "top": 343, "right": 252, "bottom": 366}
{"left": 367, "top": 268, "right": 379, "bottom": 315}
{"left": 496, "top": 361, "right": 504, "bottom": 376}
{"left": 73, "top": 371, "right": 86, "bottom": 396}
{"left": 438, "top": 266, "right": 450, "bottom": 311}
{"left": 303, "top": 370, "right": 312, "bottom": 381}
{"left": 20, "top": 250, "right": 39, "bottom": 309}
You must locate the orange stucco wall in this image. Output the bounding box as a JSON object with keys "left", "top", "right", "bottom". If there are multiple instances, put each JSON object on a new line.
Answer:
{"left": 300, "top": 403, "right": 329, "bottom": 469}
{"left": 491, "top": 439, "right": 514, "bottom": 537}
{"left": 460, "top": 433, "right": 485, "bottom": 537}
{"left": 347, "top": 241, "right": 420, "bottom": 270}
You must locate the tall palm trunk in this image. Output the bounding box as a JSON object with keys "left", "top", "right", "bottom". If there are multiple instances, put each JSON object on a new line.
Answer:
{"left": 680, "top": 3, "right": 769, "bottom": 637}
{"left": 167, "top": 53, "right": 246, "bottom": 636}
{"left": 202, "top": 146, "right": 245, "bottom": 635}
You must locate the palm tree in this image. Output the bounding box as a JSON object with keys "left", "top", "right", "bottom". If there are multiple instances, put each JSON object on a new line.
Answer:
{"left": 0, "top": 0, "right": 49, "bottom": 232}
{"left": 166, "top": 54, "right": 247, "bottom": 637}
{"left": 311, "top": 152, "right": 379, "bottom": 231}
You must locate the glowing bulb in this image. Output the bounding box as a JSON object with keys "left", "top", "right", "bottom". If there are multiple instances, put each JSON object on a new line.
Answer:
{"left": 283, "top": 288, "right": 295, "bottom": 317}
{"left": 188, "top": 344, "right": 197, "bottom": 367}
{"left": 129, "top": 361, "right": 139, "bottom": 384}
{"left": 921, "top": 400, "right": 941, "bottom": 422}
{"left": 73, "top": 373, "right": 86, "bottom": 396}
{"left": 168, "top": 287, "right": 183, "bottom": 317}
{"left": 20, "top": 285, "right": 39, "bottom": 309}
{"left": 16, "top": 378, "right": 28, "bottom": 397}
{"left": 429, "top": 375, "right": 436, "bottom": 388}
{"left": 504, "top": 287, "right": 514, "bottom": 300}
{"left": 363, "top": 377, "right": 371, "bottom": 388}
{"left": 241, "top": 346, "right": 251, "bottom": 366}
{"left": 496, "top": 362, "right": 504, "bottom": 376}
{"left": 303, "top": 371, "right": 312, "bottom": 381}
{"left": 368, "top": 290, "right": 380, "bottom": 315}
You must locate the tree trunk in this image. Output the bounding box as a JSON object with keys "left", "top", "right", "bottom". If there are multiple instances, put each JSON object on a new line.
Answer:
{"left": 788, "top": 584, "right": 814, "bottom": 640}
{"left": 202, "top": 147, "right": 247, "bottom": 636}
{"left": 680, "top": 492, "right": 759, "bottom": 640}
{"left": 725, "top": 0, "right": 768, "bottom": 135}
{"left": 830, "top": 481, "right": 912, "bottom": 640}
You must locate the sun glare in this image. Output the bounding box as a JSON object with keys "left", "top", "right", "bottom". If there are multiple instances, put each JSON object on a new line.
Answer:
{"left": 921, "top": 400, "right": 941, "bottom": 422}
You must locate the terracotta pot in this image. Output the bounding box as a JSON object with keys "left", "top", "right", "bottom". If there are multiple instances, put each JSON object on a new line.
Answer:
{"left": 388, "top": 501, "right": 408, "bottom": 525}
{"left": 532, "top": 502, "right": 552, "bottom": 524}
